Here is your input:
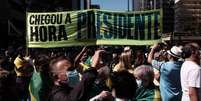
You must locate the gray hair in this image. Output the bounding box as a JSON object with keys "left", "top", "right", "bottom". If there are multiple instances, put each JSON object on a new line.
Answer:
{"left": 134, "top": 65, "right": 154, "bottom": 82}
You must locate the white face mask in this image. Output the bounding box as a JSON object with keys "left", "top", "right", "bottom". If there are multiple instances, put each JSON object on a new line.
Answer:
{"left": 136, "top": 79, "right": 142, "bottom": 87}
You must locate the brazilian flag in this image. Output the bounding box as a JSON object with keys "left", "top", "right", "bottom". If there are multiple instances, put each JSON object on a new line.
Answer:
{"left": 29, "top": 70, "right": 42, "bottom": 101}
{"left": 135, "top": 84, "right": 161, "bottom": 101}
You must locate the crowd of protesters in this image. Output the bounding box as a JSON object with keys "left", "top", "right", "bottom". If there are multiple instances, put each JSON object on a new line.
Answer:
{"left": 0, "top": 42, "right": 200, "bottom": 101}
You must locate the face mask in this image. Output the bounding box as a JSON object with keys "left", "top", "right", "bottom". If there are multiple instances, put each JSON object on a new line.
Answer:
{"left": 136, "top": 79, "right": 142, "bottom": 87}
{"left": 66, "top": 70, "right": 80, "bottom": 87}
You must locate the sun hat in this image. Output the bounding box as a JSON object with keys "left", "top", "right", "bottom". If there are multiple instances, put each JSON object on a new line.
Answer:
{"left": 167, "top": 46, "right": 182, "bottom": 58}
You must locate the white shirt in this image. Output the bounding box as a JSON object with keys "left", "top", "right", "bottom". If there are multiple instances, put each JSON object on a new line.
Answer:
{"left": 180, "top": 61, "right": 201, "bottom": 101}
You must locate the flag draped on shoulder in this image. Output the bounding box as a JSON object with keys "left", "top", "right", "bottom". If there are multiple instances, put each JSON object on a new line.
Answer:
{"left": 29, "top": 70, "right": 42, "bottom": 101}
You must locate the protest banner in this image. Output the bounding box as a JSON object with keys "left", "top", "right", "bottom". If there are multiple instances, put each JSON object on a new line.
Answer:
{"left": 26, "top": 9, "right": 162, "bottom": 48}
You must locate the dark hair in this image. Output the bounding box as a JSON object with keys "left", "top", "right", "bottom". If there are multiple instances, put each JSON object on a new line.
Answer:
{"left": 0, "top": 55, "right": 14, "bottom": 71}
{"left": 182, "top": 43, "right": 199, "bottom": 59}
{"left": 154, "top": 43, "right": 165, "bottom": 52}
{"left": 17, "top": 47, "right": 25, "bottom": 56}
{"left": 100, "top": 51, "right": 112, "bottom": 65}
{"left": 34, "top": 54, "right": 50, "bottom": 72}
{"left": 110, "top": 70, "right": 137, "bottom": 99}
{"left": 49, "top": 55, "right": 72, "bottom": 81}
{"left": 49, "top": 55, "right": 73, "bottom": 72}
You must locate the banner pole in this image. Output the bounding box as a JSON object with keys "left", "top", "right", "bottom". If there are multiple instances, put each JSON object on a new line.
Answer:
{"left": 26, "top": 11, "right": 29, "bottom": 57}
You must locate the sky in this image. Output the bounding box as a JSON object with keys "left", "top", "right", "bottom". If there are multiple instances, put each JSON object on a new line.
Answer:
{"left": 91, "top": 0, "right": 132, "bottom": 11}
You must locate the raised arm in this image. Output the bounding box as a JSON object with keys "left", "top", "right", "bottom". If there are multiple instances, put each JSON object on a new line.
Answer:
{"left": 74, "top": 46, "right": 88, "bottom": 64}
{"left": 69, "top": 49, "right": 106, "bottom": 101}
{"left": 147, "top": 43, "right": 159, "bottom": 64}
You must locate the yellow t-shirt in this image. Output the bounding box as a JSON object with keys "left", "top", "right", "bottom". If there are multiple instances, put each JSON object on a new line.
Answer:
{"left": 14, "top": 56, "right": 27, "bottom": 76}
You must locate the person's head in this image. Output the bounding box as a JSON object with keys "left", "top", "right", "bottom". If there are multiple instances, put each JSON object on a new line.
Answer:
{"left": 167, "top": 46, "right": 183, "bottom": 61}
{"left": 113, "top": 47, "right": 122, "bottom": 60}
{"left": 110, "top": 70, "right": 137, "bottom": 99}
{"left": 135, "top": 50, "right": 144, "bottom": 58}
{"left": 0, "top": 56, "right": 11, "bottom": 78}
{"left": 5, "top": 46, "right": 15, "bottom": 58}
{"left": 158, "top": 50, "right": 168, "bottom": 62}
{"left": 124, "top": 46, "right": 132, "bottom": 60}
{"left": 49, "top": 56, "right": 73, "bottom": 86}
{"left": 124, "top": 46, "right": 131, "bottom": 53}
{"left": 134, "top": 65, "right": 154, "bottom": 88}
{"left": 182, "top": 43, "right": 200, "bottom": 64}
{"left": 0, "top": 55, "right": 13, "bottom": 72}
{"left": 134, "top": 50, "right": 145, "bottom": 66}
{"left": 34, "top": 54, "right": 50, "bottom": 73}
{"left": 17, "top": 47, "right": 26, "bottom": 57}
{"left": 118, "top": 52, "right": 132, "bottom": 70}
{"left": 112, "top": 53, "right": 118, "bottom": 62}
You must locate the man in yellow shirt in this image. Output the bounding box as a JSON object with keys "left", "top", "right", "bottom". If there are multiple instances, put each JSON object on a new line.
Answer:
{"left": 14, "top": 47, "right": 33, "bottom": 101}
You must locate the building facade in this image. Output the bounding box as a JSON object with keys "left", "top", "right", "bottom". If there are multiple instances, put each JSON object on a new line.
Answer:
{"left": 132, "top": 0, "right": 174, "bottom": 35}
{"left": 175, "top": 0, "right": 201, "bottom": 34}
{"left": 132, "top": 0, "right": 161, "bottom": 11}
{"left": 174, "top": 0, "right": 201, "bottom": 43}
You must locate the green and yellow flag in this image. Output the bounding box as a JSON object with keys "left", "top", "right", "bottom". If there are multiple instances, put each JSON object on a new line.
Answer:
{"left": 29, "top": 70, "right": 42, "bottom": 101}
{"left": 26, "top": 9, "right": 162, "bottom": 48}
